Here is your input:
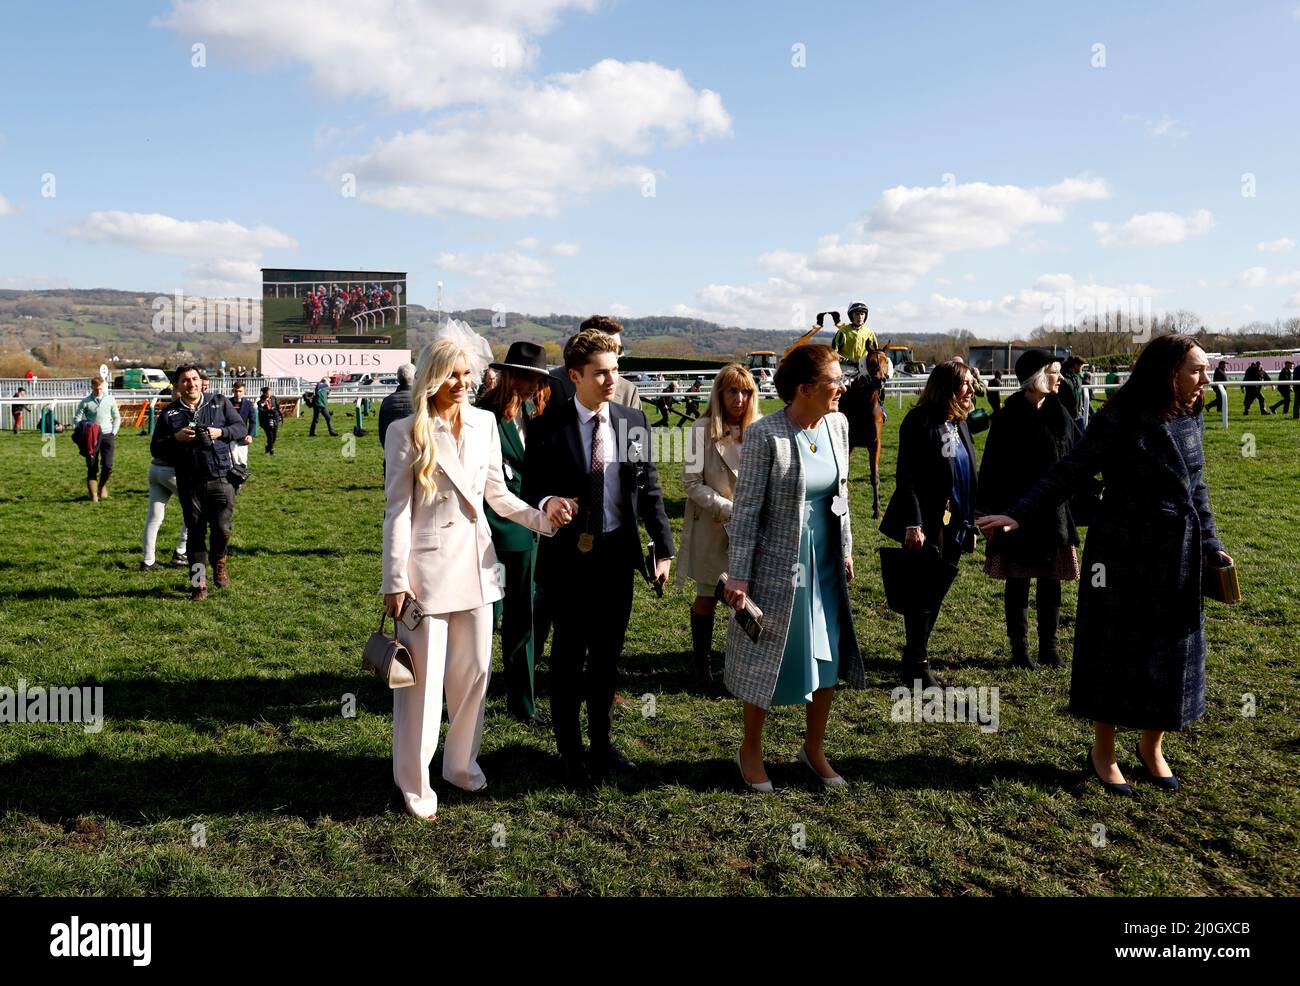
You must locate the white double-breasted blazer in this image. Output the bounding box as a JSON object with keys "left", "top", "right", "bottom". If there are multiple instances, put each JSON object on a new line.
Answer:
{"left": 382, "top": 406, "right": 553, "bottom": 614}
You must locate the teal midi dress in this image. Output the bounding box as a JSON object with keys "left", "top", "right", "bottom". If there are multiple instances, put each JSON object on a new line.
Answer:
{"left": 770, "top": 417, "right": 844, "bottom": 706}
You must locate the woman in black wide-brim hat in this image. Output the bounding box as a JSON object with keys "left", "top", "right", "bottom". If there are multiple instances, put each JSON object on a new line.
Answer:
{"left": 481, "top": 342, "right": 552, "bottom": 724}
{"left": 976, "top": 350, "right": 1081, "bottom": 670}
{"left": 978, "top": 335, "right": 1233, "bottom": 796}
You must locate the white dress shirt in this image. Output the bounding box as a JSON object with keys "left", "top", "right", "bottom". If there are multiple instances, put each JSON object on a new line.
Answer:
{"left": 574, "top": 398, "right": 626, "bottom": 533}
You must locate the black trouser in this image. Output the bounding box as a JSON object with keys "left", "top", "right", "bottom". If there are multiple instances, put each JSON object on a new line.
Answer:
{"left": 1269, "top": 389, "right": 1291, "bottom": 414}
{"left": 84, "top": 434, "right": 115, "bottom": 483}
{"left": 263, "top": 422, "right": 278, "bottom": 452}
{"left": 1243, "top": 388, "right": 1266, "bottom": 414}
{"left": 546, "top": 537, "right": 634, "bottom": 760}
{"left": 178, "top": 476, "right": 235, "bottom": 577}
{"left": 1204, "top": 386, "right": 1223, "bottom": 411}
{"left": 310, "top": 404, "right": 336, "bottom": 435}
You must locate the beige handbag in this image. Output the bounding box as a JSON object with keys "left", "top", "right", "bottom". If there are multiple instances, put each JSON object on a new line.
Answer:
{"left": 363, "top": 612, "right": 417, "bottom": 688}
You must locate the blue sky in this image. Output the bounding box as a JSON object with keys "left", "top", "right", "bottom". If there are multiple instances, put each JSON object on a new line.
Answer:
{"left": 1, "top": 0, "right": 1298, "bottom": 338}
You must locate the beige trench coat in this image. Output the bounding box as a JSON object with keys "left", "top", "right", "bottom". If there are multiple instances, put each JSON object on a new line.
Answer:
{"left": 676, "top": 416, "right": 741, "bottom": 591}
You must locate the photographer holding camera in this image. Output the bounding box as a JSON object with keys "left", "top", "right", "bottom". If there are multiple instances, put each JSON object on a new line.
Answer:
{"left": 152, "top": 365, "right": 246, "bottom": 600}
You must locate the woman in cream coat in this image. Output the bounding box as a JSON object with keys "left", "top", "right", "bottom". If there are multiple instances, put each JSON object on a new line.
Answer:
{"left": 382, "top": 340, "right": 575, "bottom": 820}
{"left": 677, "top": 364, "right": 760, "bottom": 687}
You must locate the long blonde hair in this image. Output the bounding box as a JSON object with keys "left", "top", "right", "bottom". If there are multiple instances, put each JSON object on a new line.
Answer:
{"left": 705, "top": 363, "right": 760, "bottom": 442}
{"left": 410, "top": 339, "right": 470, "bottom": 502}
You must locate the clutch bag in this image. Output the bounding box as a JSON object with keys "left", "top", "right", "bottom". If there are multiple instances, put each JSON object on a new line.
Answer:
{"left": 1202, "top": 556, "right": 1242, "bottom": 605}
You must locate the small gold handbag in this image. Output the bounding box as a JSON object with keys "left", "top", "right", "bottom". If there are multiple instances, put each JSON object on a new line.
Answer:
{"left": 363, "top": 612, "right": 417, "bottom": 688}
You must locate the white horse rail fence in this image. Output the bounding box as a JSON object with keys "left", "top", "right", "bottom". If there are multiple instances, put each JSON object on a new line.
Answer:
{"left": 0, "top": 377, "right": 309, "bottom": 433}
{"left": 2, "top": 373, "right": 1287, "bottom": 433}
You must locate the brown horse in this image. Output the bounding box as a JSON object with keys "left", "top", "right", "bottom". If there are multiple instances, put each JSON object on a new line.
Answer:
{"left": 840, "top": 348, "right": 890, "bottom": 517}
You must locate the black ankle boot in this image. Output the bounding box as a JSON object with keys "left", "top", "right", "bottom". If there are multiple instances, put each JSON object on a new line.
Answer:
{"left": 910, "top": 659, "right": 948, "bottom": 689}
{"left": 689, "top": 609, "right": 715, "bottom": 687}
{"left": 1038, "top": 604, "right": 1064, "bottom": 667}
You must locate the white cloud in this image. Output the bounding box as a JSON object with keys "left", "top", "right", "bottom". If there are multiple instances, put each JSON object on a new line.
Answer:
{"left": 550, "top": 241, "right": 581, "bottom": 257}
{"left": 436, "top": 250, "right": 554, "bottom": 308}
{"left": 1237, "top": 266, "right": 1270, "bottom": 288}
{"left": 679, "top": 175, "right": 1108, "bottom": 327}
{"left": 183, "top": 258, "right": 264, "bottom": 296}
{"left": 336, "top": 59, "right": 730, "bottom": 219}
{"left": 515, "top": 236, "right": 541, "bottom": 250}
{"left": 158, "top": 0, "right": 597, "bottom": 112}
{"left": 0, "top": 193, "right": 16, "bottom": 217}
{"left": 1257, "top": 237, "right": 1295, "bottom": 254}
{"left": 64, "top": 210, "right": 297, "bottom": 259}
{"left": 1092, "top": 209, "right": 1214, "bottom": 247}
{"left": 162, "top": 4, "right": 728, "bottom": 221}
{"left": 608, "top": 302, "right": 634, "bottom": 317}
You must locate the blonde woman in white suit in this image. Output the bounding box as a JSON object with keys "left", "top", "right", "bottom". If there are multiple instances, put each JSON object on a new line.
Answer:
{"left": 677, "top": 364, "right": 760, "bottom": 687}
{"left": 382, "top": 339, "right": 576, "bottom": 820}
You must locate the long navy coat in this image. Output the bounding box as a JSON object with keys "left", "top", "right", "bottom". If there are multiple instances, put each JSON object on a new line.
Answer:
{"left": 1006, "top": 407, "right": 1224, "bottom": 730}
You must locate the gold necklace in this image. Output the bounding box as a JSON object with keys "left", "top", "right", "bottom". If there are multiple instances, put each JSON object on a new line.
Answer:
{"left": 790, "top": 410, "right": 820, "bottom": 452}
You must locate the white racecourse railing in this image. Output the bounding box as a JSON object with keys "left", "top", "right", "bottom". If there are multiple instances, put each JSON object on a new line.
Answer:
{"left": 2, "top": 376, "right": 1288, "bottom": 433}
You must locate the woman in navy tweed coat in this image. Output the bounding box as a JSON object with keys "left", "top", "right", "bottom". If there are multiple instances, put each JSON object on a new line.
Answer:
{"left": 978, "top": 335, "right": 1233, "bottom": 796}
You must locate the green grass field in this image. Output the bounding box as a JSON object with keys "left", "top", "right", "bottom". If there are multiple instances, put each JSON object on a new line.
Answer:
{"left": 0, "top": 397, "right": 1296, "bottom": 896}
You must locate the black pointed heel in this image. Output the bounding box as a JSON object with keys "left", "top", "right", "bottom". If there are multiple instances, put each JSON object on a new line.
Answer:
{"left": 1135, "top": 744, "right": 1180, "bottom": 791}
{"left": 1086, "top": 748, "right": 1134, "bottom": 797}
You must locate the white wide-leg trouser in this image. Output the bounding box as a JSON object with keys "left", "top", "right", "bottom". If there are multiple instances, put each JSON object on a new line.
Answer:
{"left": 392, "top": 604, "right": 492, "bottom": 819}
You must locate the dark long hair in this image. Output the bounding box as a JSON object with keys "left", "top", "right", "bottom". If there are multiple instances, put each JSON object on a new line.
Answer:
{"left": 1107, "top": 334, "right": 1203, "bottom": 421}
{"left": 915, "top": 359, "right": 972, "bottom": 421}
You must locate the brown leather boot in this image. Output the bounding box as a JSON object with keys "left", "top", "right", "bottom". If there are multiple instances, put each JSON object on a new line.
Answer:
{"left": 191, "top": 580, "right": 209, "bottom": 601}
{"left": 214, "top": 557, "right": 230, "bottom": 588}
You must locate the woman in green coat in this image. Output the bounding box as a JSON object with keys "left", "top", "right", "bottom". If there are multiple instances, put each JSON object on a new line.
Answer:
{"left": 482, "top": 342, "right": 553, "bottom": 724}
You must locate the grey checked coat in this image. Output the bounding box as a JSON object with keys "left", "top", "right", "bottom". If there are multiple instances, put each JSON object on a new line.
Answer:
{"left": 722, "top": 409, "right": 864, "bottom": 709}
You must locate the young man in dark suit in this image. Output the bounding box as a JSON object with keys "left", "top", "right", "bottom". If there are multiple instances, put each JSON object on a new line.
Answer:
{"left": 523, "top": 329, "right": 674, "bottom": 785}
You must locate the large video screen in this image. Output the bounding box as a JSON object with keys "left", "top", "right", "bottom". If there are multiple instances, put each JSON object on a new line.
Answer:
{"left": 260, "top": 267, "right": 411, "bottom": 378}
{"left": 261, "top": 268, "right": 406, "bottom": 349}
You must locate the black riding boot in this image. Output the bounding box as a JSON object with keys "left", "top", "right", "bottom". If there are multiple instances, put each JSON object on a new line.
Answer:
{"left": 1005, "top": 578, "right": 1033, "bottom": 668}
{"left": 902, "top": 611, "right": 947, "bottom": 688}
{"left": 689, "top": 609, "right": 715, "bottom": 687}
{"left": 1037, "top": 579, "right": 1064, "bottom": 668}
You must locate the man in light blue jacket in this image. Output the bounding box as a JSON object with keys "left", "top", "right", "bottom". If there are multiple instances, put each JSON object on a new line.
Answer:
{"left": 75, "top": 376, "right": 121, "bottom": 502}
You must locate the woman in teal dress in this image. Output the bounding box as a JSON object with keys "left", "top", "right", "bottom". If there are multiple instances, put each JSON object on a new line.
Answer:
{"left": 769, "top": 415, "right": 844, "bottom": 705}
{"left": 724, "top": 345, "right": 863, "bottom": 791}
